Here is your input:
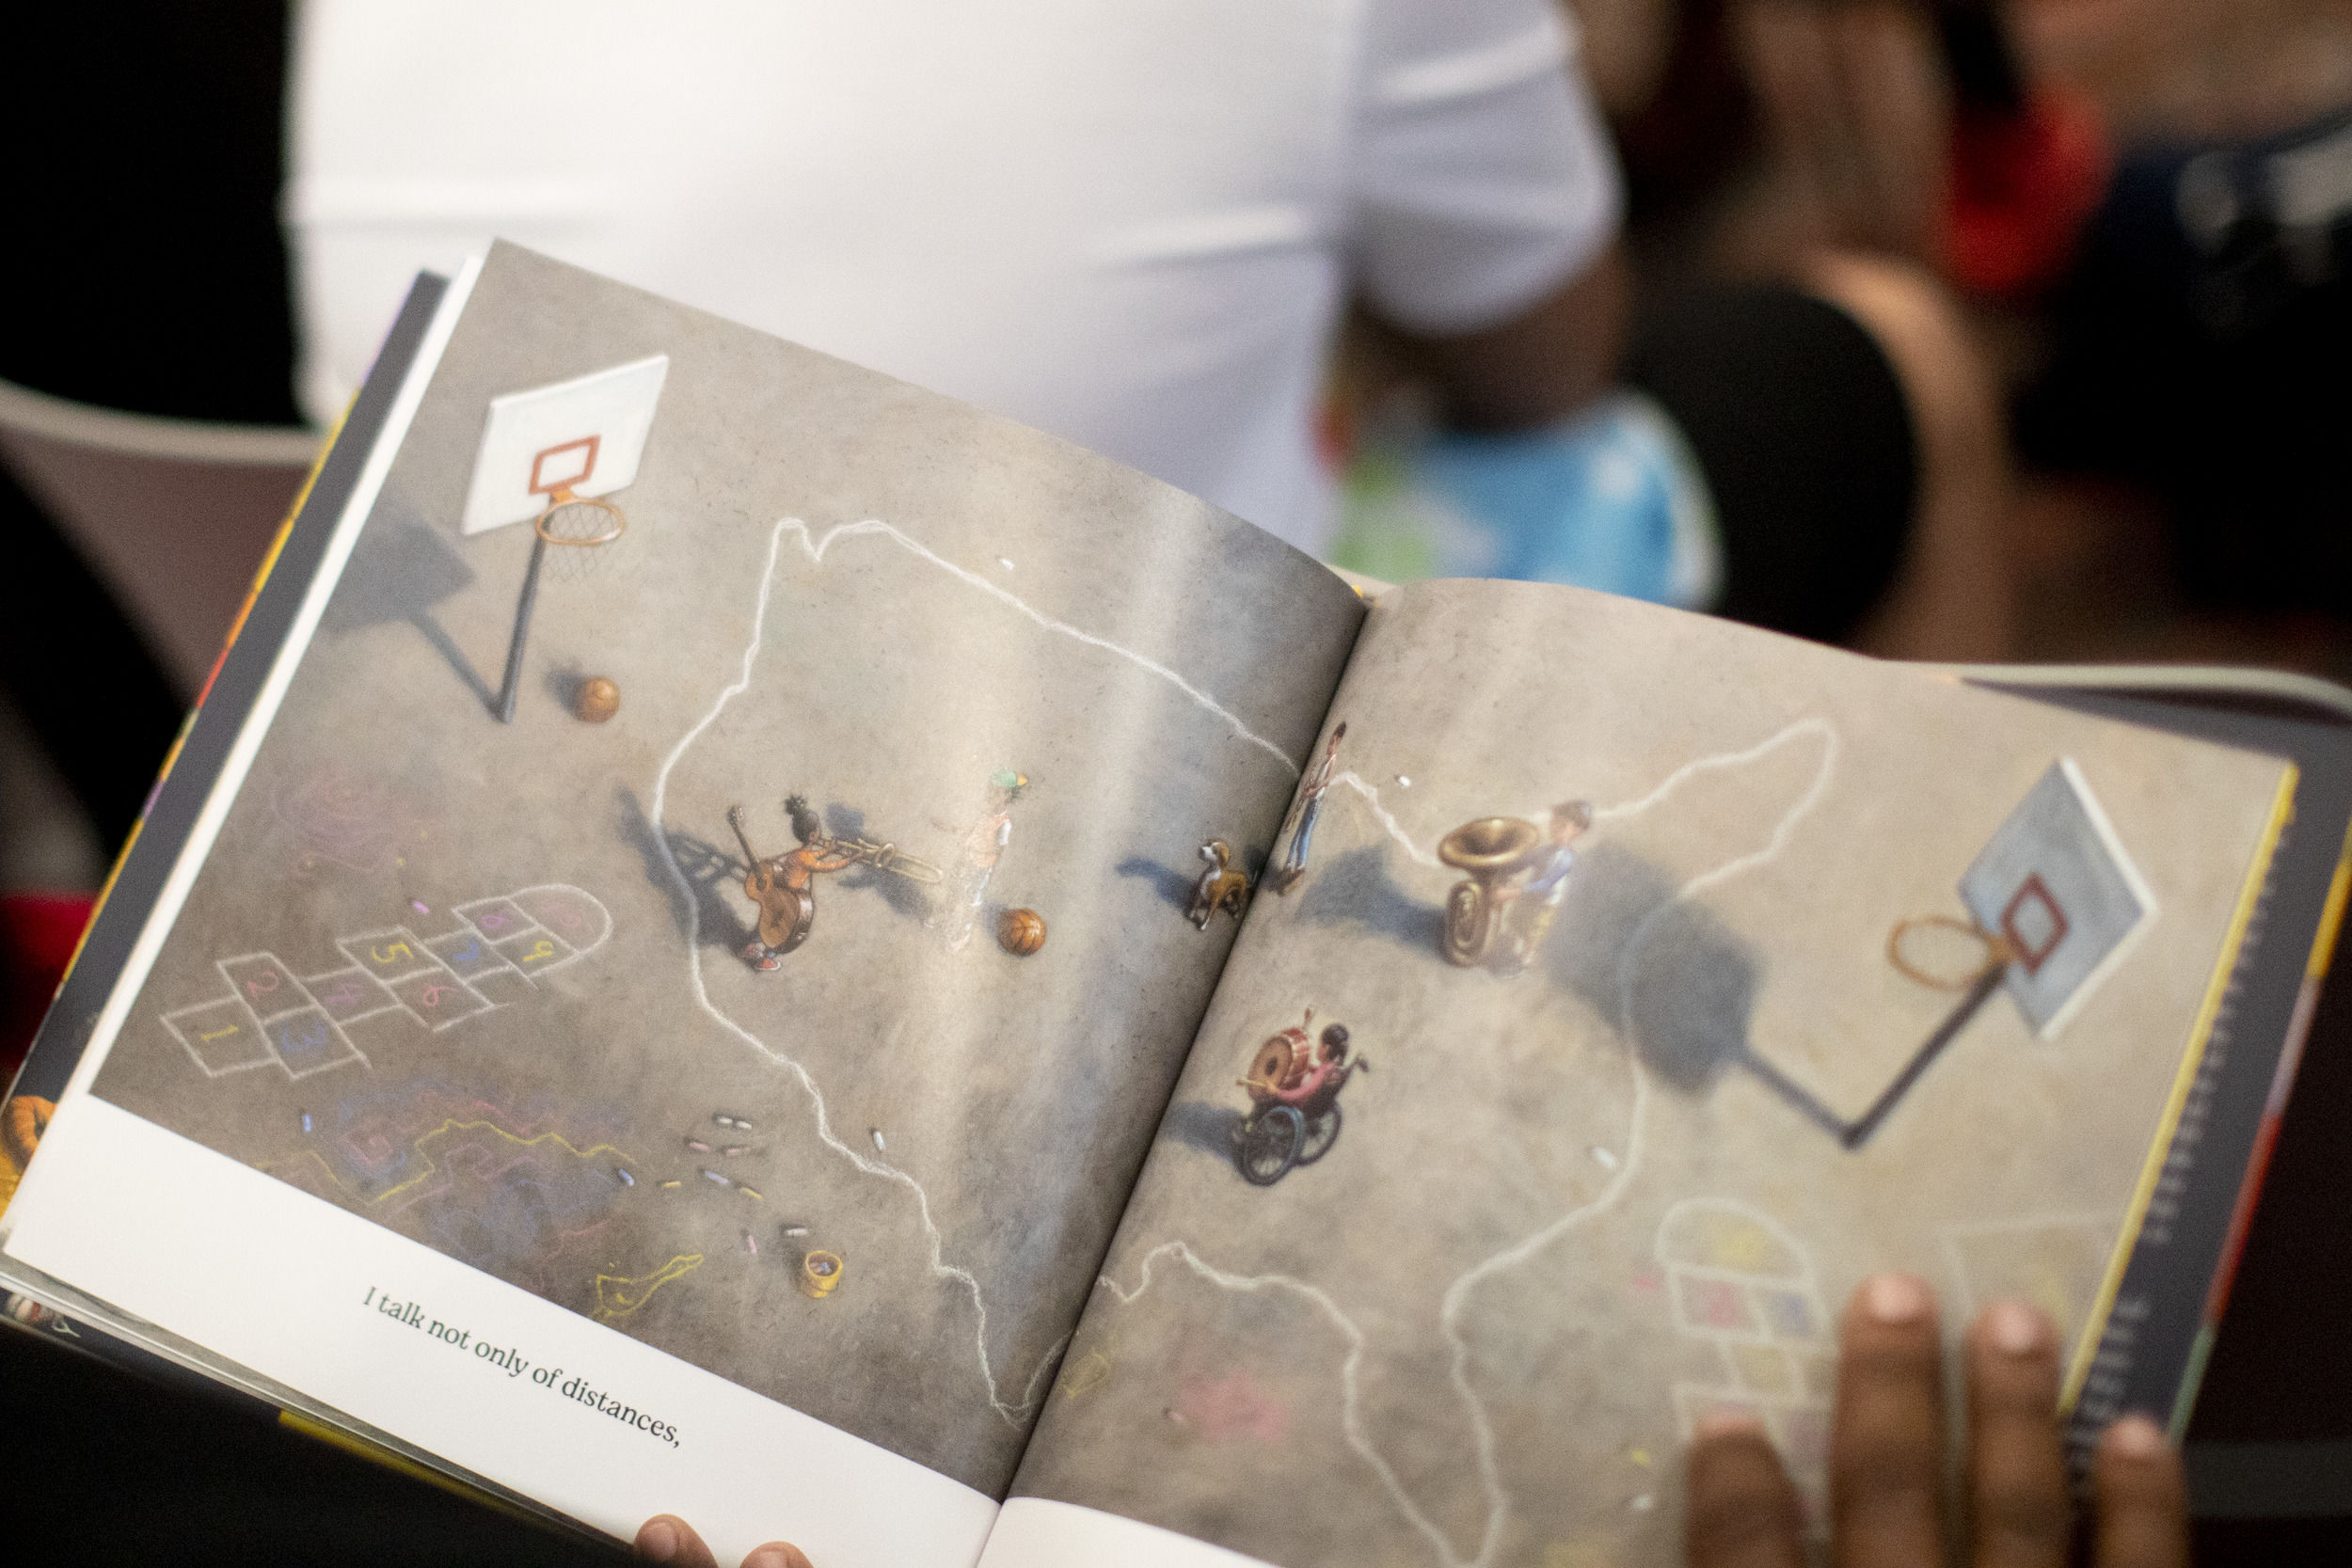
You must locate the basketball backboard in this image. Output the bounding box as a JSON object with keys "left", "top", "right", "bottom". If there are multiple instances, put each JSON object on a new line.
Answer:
{"left": 1959, "top": 759, "right": 2156, "bottom": 1038}
{"left": 458, "top": 355, "right": 669, "bottom": 535}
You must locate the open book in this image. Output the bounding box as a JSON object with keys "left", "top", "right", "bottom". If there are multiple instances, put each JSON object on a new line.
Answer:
{"left": 5, "top": 245, "right": 2349, "bottom": 1568}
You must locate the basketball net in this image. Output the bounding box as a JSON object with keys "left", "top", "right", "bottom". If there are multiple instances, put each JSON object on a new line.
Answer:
{"left": 534, "top": 491, "right": 627, "bottom": 582}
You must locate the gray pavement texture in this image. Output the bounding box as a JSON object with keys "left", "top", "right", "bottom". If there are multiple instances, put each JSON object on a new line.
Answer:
{"left": 1014, "top": 580, "right": 2291, "bottom": 1568}
{"left": 88, "top": 245, "right": 1366, "bottom": 1495}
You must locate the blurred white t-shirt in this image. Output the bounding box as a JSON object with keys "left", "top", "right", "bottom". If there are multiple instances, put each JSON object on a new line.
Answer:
{"left": 290, "top": 0, "right": 1620, "bottom": 553}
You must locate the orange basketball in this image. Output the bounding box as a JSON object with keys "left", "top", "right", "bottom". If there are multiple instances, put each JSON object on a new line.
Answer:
{"left": 576, "top": 676, "right": 621, "bottom": 723}
{"left": 996, "top": 907, "right": 1046, "bottom": 956}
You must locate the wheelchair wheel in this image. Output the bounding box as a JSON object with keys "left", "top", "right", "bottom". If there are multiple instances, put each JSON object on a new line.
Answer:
{"left": 1237, "top": 1105, "right": 1304, "bottom": 1185}
{"left": 1295, "top": 1102, "right": 1342, "bottom": 1165}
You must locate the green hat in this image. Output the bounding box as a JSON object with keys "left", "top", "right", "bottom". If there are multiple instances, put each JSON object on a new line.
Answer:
{"left": 991, "top": 769, "right": 1028, "bottom": 793}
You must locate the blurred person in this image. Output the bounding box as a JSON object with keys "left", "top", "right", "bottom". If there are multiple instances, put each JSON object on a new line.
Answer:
{"left": 1721, "top": 0, "right": 2352, "bottom": 634}
{"left": 303, "top": 0, "right": 2013, "bottom": 657}
{"left": 1332, "top": 0, "right": 2017, "bottom": 659}
{"left": 2004, "top": 0, "right": 2352, "bottom": 624}
{"left": 288, "top": 0, "right": 1632, "bottom": 561}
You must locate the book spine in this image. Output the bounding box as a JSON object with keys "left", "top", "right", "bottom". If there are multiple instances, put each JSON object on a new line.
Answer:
{"left": 0, "top": 273, "right": 447, "bottom": 1116}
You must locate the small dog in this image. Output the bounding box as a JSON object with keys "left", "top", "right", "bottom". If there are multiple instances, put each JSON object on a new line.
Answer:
{"left": 1188, "top": 839, "right": 1253, "bottom": 929}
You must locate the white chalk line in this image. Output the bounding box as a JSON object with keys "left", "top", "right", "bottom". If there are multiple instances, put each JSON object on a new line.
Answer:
{"left": 1329, "top": 717, "right": 1836, "bottom": 872}
{"left": 1333, "top": 771, "right": 1442, "bottom": 868}
{"left": 781, "top": 518, "right": 1300, "bottom": 777}
{"left": 653, "top": 514, "right": 1284, "bottom": 1424}
{"left": 1097, "top": 717, "right": 1841, "bottom": 1568}
{"left": 1612, "top": 719, "right": 1841, "bottom": 1032}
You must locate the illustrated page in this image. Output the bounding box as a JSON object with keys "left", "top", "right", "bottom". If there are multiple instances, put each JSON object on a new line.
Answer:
{"left": 1004, "top": 578, "right": 2291, "bottom": 1568}
{"left": 55, "top": 245, "right": 1364, "bottom": 1498}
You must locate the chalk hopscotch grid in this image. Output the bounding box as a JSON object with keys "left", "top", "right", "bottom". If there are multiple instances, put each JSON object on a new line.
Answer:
{"left": 159, "top": 886, "right": 610, "bottom": 1080}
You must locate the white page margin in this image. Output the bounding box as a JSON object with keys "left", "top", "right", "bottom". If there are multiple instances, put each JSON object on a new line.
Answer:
{"left": 980, "top": 1497, "right": 1273, "bottom": 1568}
{"left": 5, "top": 1097, "right": 996, "bottom": 1567}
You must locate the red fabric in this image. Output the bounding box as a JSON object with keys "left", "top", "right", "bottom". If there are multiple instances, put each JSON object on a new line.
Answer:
{"left": 1943, "top": 86, "right": 2111, "bottom": 298}
{"left": 1, "top": 892, "right": 96, "bottom": 1080}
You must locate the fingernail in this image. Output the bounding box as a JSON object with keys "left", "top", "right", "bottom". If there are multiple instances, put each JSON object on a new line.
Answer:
{"left": 638, "top": 1520, "right": 678, "bottom": 1562}
{"left": 2107, "top": 1414, "right": 2168, "bottom": 1459}
{"left": 1693, "top": 1410, "right": 1768, "bottom": 1441}
{"left": 1986, "top": 1300, "right": 2048, "bottom": 1355}
{"left": 745, "top": 1552, "right": 793, "bottom": 1568}
{"left": 1862, "top": 1274, "right": 1931, "bottom": 1324}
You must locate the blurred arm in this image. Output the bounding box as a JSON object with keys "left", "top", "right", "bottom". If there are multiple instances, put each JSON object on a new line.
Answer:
{"left": 1352, "top": 0, "right": 1632, "bottom": 433}
{"left": 1379, "top": 239, "right": 1630, "bottom": 431}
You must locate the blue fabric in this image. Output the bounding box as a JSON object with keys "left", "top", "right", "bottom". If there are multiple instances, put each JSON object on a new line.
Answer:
{"left": 1334, "top": 391, "right": 1719, "bottom": 607}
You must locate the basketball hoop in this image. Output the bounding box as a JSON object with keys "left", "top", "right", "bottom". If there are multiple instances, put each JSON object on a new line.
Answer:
{"left": 533, "top": 491, "right": 628, "bottom": 582}
{"left": 461, "top": 356, "right": 669, "bottom": 722}
{"left": 494, "top": 437, "right": 632, "bottom": 720}
{"left": 1886, "top": 914, "right": 2014, "bottom": 991}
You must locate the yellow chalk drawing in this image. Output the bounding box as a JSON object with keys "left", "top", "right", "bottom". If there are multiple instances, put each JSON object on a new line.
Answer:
{"left": 1059, "top": 1347, "right": 1112, "bottom": 1401}
{"left": 1701, "top": 1213, "right": 1793, "bottom": 1275}
{"left": 596, "top": 1254, "right": 704, "bottom": 1321}
{"left": 264, "top": 1119, "right": 633, "bottom": 1209}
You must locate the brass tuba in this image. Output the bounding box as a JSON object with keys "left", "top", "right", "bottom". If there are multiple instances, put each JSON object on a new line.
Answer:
{"left": 1437, "top": 816, "right": 1542, "bottom": 967}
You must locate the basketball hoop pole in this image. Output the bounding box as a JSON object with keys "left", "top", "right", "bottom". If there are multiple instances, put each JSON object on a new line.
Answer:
{"left": 1839, "top": 963, "right": 2008, "bottom": 1148}
{"left": 495, "top": 530, "right": 550, "bottom": 723}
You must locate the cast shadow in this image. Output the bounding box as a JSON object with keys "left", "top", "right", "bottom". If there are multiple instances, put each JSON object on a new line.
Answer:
{"left": 825, "top": 801, "right": 933, "bottom": 922}
{"left": 616, "top": 785, "right": 752, "bottom": 952}
{"left": 322, "top": 504, "right": 499, "bottom": 712}
{"left": 1295, "top": 845, "right": 1444, "bottom": 953}
{"left": 1542, "top": 843, "right": 1754, "bottom": 1096}
{"left": 1160, "top": 1100, "right": 1242, "bottom": 1160}
{"left": 1116, "top": 855, "right": 1196, "bottom": 915}
{"left": 541, "top": 659, "right": 584, "bottom": 712}
{"left": 1536, "top": 841, "right": 1860, "bottom": 1142}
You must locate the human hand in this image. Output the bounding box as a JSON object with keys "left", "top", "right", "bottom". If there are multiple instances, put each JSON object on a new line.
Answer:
{"left": 635, "top": 1514, "right": 812, "bottom": 1568}
{"left": 1685, "top": 1274, "right": 2187, "bottom": 1566}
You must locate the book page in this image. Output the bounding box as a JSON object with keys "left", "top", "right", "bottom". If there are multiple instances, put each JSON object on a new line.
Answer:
{"left": 1003, "top": 578, "right": 2292, "bottom": 1568}
{"left": 0, "top": 244, "right": 1362, "bottom": 1552}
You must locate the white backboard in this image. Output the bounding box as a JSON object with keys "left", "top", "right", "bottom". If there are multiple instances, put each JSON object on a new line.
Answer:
{"left": 458, "top": 355, "right": 669, "bottom": 535}
{"left": 1959, "top": 758, "right": 2157, "bottom": 1038}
